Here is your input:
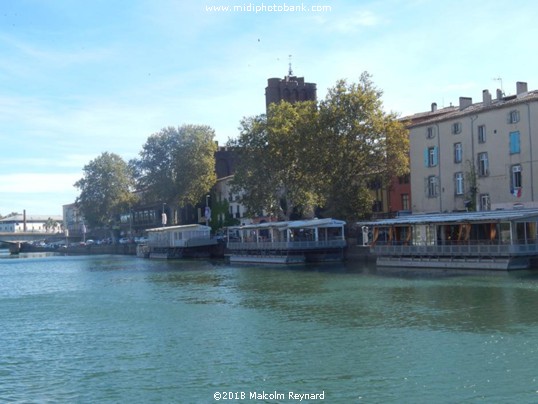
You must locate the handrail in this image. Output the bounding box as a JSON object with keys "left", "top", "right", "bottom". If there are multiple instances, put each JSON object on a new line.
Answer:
{"left": 227, "top": 239, "right": 347, "bottom": 251}
{"left": 371, "top": 243, "right": 538, "bottom": 256}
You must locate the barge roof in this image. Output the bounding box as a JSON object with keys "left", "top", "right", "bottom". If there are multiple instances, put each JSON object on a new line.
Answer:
{"left": 358, "top": 209, "right": 538, "bottom": 226}
{"left": 228, "top": 218, "right": 346, "bottom": 231}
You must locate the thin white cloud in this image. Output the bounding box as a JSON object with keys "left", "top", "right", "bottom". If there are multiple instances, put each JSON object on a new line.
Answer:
{"left": 0, "top": 173, "right": 80, "bottom": 194}
{"left": 336, "top": 10, "right": 382, "bottom": 31}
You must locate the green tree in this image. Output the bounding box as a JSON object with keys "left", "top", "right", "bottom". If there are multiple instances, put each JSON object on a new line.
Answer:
{"left": 317, "top": 73, "right": 409, "bottom": 221}
{"left": 44, "top": 217, "right": 58, "bottom": 233}
{"left": 74, "top": 152, "right": 138, "bottom": 228}
{"left": 230, "top": 73, "right": 409, "bottom": 222}
{"left": 230, "top": 101, "right": 321, "bottom": 220}
{"left": 133, "top": 125, "right": 217, "bottom": 209}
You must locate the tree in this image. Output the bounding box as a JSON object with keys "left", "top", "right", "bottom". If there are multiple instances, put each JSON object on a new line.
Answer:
{"left": 230, "top": 101, "right": 321, "bottom": 220}
{"left": 44, "top": 217, "right": 59, "bottom": 233}
{"left": 230, "top": 73, "right": 409, "bottom": 222}
{"left": 132, "top": 125, "right": 217, "bottom": 209}
{"left": 74, "top": 152, "right": 137, "bottom": 228}
{"left": 317, "top": 73, "right": 409, "bottom": 221}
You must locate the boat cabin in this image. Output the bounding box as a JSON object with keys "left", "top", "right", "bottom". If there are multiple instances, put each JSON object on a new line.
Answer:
{"left": 140, "top": 224, "right": 217, "bottom": 259}
{"left": 226, "top": 218, "right": 347, "bottom": 264}
{"left": 358, "top": 209, "right": 538, "bottom": 270}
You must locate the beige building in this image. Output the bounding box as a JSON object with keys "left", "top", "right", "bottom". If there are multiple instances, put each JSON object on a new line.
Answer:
{"left": 408, "top": 81, "right": 538, "bottom": 213}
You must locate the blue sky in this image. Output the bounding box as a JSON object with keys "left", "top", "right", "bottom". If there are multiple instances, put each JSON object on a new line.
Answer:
{"left": 1, "top": 0, "right": 538, "bottom": 216}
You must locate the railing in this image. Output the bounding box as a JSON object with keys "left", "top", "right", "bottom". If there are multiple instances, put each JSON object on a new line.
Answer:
{"left": 227, "top": 239, "right": 347, "bottom": 251}
{"left": 372, "top": 243, "right": 538, "bottom": 257}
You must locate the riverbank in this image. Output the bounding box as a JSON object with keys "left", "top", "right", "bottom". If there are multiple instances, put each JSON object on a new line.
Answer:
{"left": 13, "top": 238, "right": 375, "bottom": 265}
{"left": 19, "top": 243, "right": 138, "bottom": 256}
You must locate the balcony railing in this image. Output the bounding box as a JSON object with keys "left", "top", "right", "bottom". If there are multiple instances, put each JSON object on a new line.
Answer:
{"left": 372, "top": 243, "right": 538, "bottom": 257}
{"left": 227, "top": 239, "right": 347, "bottom": 251}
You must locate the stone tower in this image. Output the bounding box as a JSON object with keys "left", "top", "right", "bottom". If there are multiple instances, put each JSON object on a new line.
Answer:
{"left": 265, "top": 61, "right": 317, "bottom": 112}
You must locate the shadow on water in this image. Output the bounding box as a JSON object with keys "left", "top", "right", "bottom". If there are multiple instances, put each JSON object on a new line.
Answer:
{"left": 200, "top": 260, "right": 538, "bottom": 335}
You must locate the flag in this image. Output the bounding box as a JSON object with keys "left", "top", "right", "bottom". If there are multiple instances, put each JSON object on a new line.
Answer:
{"left": 511, "top": 187, "right": 522, "bottom": 198}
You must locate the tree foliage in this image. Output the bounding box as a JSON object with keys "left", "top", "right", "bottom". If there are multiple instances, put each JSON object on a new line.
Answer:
{"left": 74, "top": 152, "right": 137, "bottom": 228}
{"left": 230, "top": 73, "right": 409, "bottom": 222}
{"left": 317, "top": 73, "right": 409, "bottom": 220}
{"left": 230, "top": 101, "right": 321, "bottom": 220}
{"left": 132, "top": 125, "right": 217, "bottom": 207}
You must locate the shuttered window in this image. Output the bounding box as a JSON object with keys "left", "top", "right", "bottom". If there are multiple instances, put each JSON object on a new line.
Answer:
{"left": 509, "top": 131, "right": 520, "bottom": 154}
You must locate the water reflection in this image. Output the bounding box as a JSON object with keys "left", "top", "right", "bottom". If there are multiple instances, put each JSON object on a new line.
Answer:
{"left": 205, "top": 261, "right": 538, "bottom": 334}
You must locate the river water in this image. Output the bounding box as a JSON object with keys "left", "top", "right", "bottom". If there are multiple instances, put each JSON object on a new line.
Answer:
{"left": 1, "top": 251, "right": 538, "bottom": 403}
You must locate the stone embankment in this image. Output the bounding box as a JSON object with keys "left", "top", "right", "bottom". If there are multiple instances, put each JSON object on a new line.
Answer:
{"left": 20, "top": 243, "right": 137, "bottom": 256}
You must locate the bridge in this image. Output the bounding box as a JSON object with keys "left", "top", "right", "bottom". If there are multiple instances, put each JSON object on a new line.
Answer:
{"left": 0, "top": 233, "right": 67, "bottom": 254}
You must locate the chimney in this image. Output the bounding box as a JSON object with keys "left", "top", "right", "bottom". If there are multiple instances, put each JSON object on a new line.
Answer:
{"left": 431, "top": 102, "right": 437, "bottom": 112}
{"left": 23, "top": 209, "right": 27, "bottom": 232}
{"left": 459, "top": 97, "right": 472, "bottom": 110}
{"left": 516, "top": 81, "right": 528, "bottom": 96}
{"left": 482, "top": 89, "right": 492, "bottom": 106}
{"left": 496, "top": 89, "right": 503, "bottom": 100}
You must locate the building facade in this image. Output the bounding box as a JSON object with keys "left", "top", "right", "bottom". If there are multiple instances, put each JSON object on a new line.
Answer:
{"left": 1, "top": 213, "right": 63, "bottom": 233}
{"left": 409, "top": 81, "right": 538, "bottom": 213}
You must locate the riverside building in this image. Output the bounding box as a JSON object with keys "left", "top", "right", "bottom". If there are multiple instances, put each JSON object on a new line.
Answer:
{"left": 408, "top": 81, "right": 538, "bottom": 213}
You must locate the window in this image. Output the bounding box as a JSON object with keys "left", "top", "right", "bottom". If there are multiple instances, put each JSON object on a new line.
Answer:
{"left": 398, "top": 174, "right": 410, "bottom": 184}
{"left": 508, "top": 110, "right": 520, "bottom": 124}
{"left": 454, "top": 142, "right": 462, "bottom": 163}
{"left": 426, "top": 127, "right": 435, "bottom": 139}
{"left": 478, "top": 152, "right": 489, "bottom": 176}
{"left": 452, "top": 122, "right": 462, "bottom": 134}
{"left": 427, "top": 176, "right": 439, "bottom": 198}
{"left": 455, "top": 172, "right": 464, "bottom": 195}
{"left": 480, "top": 194, "right": 491, "bottom": 211}
{"left": 368, "top": 178, "right": 382, "bottom": 190}
{"left": 372, "top": 200, "right": 383, "bottom": 212}
{"left": 509, "top": 131, "right": 521, "bottom": 154}
{"left": 401, "top": 194, "right": 410, "bottom": 210}
{"left": 424, "top": 146, "right": 438, "bottom": 167}
{"left": 512, "top": 164, "right": 522, "bottom": 189}
{"left": 478, "top": 125, "right": 486, "bottom": 143}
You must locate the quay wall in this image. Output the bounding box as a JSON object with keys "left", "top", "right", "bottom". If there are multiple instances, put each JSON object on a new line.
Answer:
{"left": 19, "top": 239, "right": 372, "bottom": 262}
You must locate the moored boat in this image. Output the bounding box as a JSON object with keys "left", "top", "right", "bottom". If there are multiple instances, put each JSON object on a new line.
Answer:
{"left": 225, "top": 218, "right": 347, "bottom": 264}
{"left": 138, "top": 224, "right": 218, "bottom": 259}
{"left": 358, "top": 208, "right": 538, "bottom": 270}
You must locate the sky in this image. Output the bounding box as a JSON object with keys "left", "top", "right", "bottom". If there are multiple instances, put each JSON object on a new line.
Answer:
{"left": 1, "top": 0, "right": 538, "bottom": 216}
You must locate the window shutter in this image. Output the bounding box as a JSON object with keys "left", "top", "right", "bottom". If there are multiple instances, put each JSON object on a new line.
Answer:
{"left": 433, "top": 146, "right": 438, "bottom": 166}
{"left": 509, "top": 131, "right": 521, "bottom": 153}
{"left": 424, "top": 148, "right": 429, "bottom": 167}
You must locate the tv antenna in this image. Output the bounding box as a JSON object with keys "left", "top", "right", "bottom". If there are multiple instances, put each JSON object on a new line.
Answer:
{"left": 493, "top": 77, "right": 504, "bottom": 95}
{"left": 288, "top": 54, "right": 293, "bottom": 76}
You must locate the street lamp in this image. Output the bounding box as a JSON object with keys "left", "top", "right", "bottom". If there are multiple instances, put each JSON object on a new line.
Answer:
{"left": 161, "top": 203, "right": 167, "bottom": 227}
{"left": 205, "top": 194, "right": 210, "bottom": 226}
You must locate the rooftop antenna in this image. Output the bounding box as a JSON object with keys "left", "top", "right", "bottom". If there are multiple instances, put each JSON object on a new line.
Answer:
{"left": 288, "top": 54, "right": 293, "bottom": 76}
{"left": 493, "top": 77, "right": 504, "bottom": 95}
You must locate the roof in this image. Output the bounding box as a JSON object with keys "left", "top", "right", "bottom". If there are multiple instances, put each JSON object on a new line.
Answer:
{"left": 146, "top": 224, "right": 211, "bottom": 233}
{"left": 403, "top": 90, "right": 538, "bottom": 128}
{"left": 228, "top": 218, "right": 346, "bottom": 231}
{"left": 0, "top": 214, "right": 63, "bottom": 223}
{"left": 357, "top": 209, "right": 538, "bottom": 226}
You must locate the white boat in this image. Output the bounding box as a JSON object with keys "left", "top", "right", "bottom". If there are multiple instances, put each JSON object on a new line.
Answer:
{"left": 225, "top": 218, "right": 347, "bottom": 264}
{"left": 358, "top": 209, "right": 538, "bottom": 270}
{"left": 138, "top": 224, "right": 217, "bottom": 259}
